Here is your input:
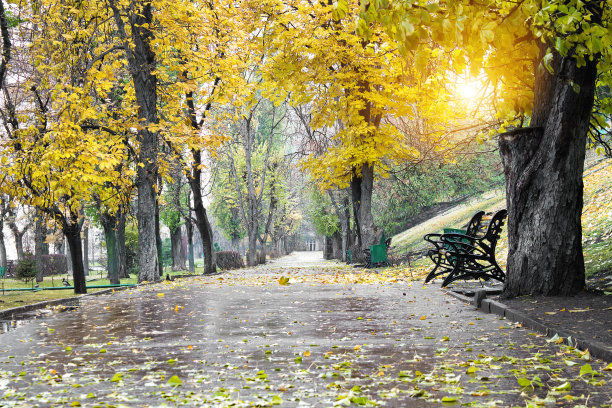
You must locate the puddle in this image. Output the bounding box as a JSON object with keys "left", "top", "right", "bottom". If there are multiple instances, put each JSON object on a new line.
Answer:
{"left": 0, "top": 319, "right": 34, "bottom": 334}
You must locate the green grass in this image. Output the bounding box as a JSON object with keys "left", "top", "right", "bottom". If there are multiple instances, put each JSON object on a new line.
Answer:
{"left": 582, "top": 160, "right": 612, "bottom": 277}
{"left": 0, "top": 268, "right": 202, "bottom": 311}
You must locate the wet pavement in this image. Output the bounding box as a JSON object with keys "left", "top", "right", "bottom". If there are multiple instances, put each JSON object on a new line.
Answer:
{"left": 0, "top": 252, "right": 611, "bottom": 407}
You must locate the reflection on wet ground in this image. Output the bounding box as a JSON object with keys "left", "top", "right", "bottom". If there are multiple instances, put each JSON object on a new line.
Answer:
{"left": 0, "top": 252, "right": 611, "bottom": 406}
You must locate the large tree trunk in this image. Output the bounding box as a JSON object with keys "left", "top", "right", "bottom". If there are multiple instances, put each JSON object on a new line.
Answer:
{"left": 499, "top": 41, "right": 599, "bottom": 297}
{"left": 64, "top": 217, "right": 86, "bottom": 294}
{"left": 170, "top": 226, "right": 186, "bottom": 271}
{"left": 350, "top": 164, "right": 375, "bottom": 252}
{"left": 110, "top": 0, "right": 159, "bottom": 283}
{"left": 331, "top": 231, "right": 342, "bottom": 260}
{"left": 247, "top": 229, "right": 258, "bottom": 266}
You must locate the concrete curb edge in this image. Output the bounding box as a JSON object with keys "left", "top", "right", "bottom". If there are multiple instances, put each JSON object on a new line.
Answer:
{"left": 444, "top": 289, "right": 612, "bottom": 362}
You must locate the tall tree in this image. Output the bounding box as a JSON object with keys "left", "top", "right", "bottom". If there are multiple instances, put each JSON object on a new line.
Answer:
{"left": 108, "top": 0, "right": 160, "bottom": 282}
{"left": 499, "top": 2, "right": 606, "bottom": 296}
{"left": 367, "top": 0, "right": 611, "bottom": 296}
{"left": 264, "top": 0, "right": 450, "bottom": 251}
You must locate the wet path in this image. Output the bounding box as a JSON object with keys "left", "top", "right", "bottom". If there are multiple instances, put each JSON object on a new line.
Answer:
{"left": 0, "top": 252, "right": 611, "bottom": 406}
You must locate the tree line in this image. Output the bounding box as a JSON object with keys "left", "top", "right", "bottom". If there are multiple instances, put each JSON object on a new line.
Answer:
{"left": 0, "top": 0, "right": 609, "bottom": 297}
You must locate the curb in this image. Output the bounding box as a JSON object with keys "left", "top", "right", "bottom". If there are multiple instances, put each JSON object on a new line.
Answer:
{"left": 0, "top": 285, "right": 134, "bottom": 321}
{"left": 445, "top": 290, "right": 612, "bottom": 362}
{"left": 0, "top": 271, "right": 221, "bottom": 322}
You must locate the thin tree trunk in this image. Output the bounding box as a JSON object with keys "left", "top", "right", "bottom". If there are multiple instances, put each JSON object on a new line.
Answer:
{"left": 66, "top": 237, "right": 72, "bottom": 275}
{"left": 350, "top": 174, "right": 362, "bottom": 249}
{"left": 117, "top": 210, "right": 129, "bottom": 278}
{"left": 185, "top": 215, "right": 195, "bottom": 273}
{"left": 500, "top": 39, "right": 599, "bottom": 297}
{"left": 170, "top": 226, "right": 186, "bottom": 271}
{"left": 190, "top": 150, "right": 216, "bottom": 274}
{"left": 82, "top": 225, "right": 89, "bottom": 276}
{"left": 156, "top": 198, "right": 163, "bottom": 277}
{"left": 231, "top": 237, "right": 240, "bottom": 252}
{"left": 0, "top": 221, "right": 6, "bottom": 269}
{"left": 10, "top": 224, "right": 24, "bottom": 260}
{"left": 35, "top": 213, "right": 45, "bottom": 282}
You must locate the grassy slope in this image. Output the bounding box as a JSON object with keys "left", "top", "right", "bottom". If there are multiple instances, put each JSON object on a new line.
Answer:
{"left": 391, "top": 157, "right": 612, "bottom": 279}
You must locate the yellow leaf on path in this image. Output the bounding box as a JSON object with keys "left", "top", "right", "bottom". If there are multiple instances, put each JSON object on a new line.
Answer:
{"left": 278, "top": 276, "right": 290, "bottom": 285}
{"left": 157, "top": 293, "right": 165, "bottom": 297}
{"left": 354, "top": 345, "right": 361, "bottom": 351}
{"left": 303, "top": 350, "right": 311, "bottom": 357}
{"left": 420, "top": 316, "right": 426, "bottom": 320}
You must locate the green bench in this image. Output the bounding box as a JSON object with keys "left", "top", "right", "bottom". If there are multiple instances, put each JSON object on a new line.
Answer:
{"left": 424, "top": 210, "right": 507, "bottom": 286}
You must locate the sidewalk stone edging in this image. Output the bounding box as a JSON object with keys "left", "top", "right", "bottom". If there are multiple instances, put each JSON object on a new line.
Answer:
{"left": 0, "top": 286, "right": 133, "bottom": 321}
{"left": 445, "top": 290, "right": 612, "bottom": 362}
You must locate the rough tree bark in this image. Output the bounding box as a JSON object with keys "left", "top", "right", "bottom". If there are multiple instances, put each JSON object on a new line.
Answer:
{"left": 190, "top": 149, "right": 217, "bottom": 275}
{"left": 82, "top": 224, "right": 89, "bottom": 276}
{"left": 100, "top": 213, "right": 120, "bottom": 285}
{"left": 185, "top": 213, "right": 195, "bottom": 273}
{"left": 155, "top": 198, "right": 163, "bottom": 278}
{"left": 9, "top": 221, "right": 25, "bottom": 260}
{"left": 230, "top": 207, "right": 241, "bottom": 251}
{"left": 62, "top": 211, "right": 86, "bottom": 294}
{"left": 34, "top": 212, "right": 47, "bottom": 282}
{"left": 116, "top": 210, "right": 129, "bottom": 278}
{"left": 110, "top": 0, "right": 159, "bottom": 283}
{"left": 350, "top": 163, "right": 375, "bottom": 252}
{"left": 499, "top": 39, "right": 600, "bottom": 297}
{"left": 329, "top": 191, "right": 350, "bottom": 262}
{"left": 170, "top": 226, "right": 187, "bottom": 271}
{"left": 0, "top": 218, "right": 6, "bottom": 269}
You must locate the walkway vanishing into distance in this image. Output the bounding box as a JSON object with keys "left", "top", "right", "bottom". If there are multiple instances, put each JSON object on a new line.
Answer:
{"left": 0, "top": 252, "right": 610, "bottom": 407}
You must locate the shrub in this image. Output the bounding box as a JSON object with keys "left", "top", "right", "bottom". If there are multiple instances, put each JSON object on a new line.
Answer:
{"left": 15, "top": 255, "right": 38, "bottom": 284}
{"left": 216, "top": 251, "right": 245, "bottom": 270}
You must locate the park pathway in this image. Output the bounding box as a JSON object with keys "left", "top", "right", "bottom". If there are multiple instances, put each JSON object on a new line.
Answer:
{"left": 0, "top": 252, "right": 611, "bottom": 407}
